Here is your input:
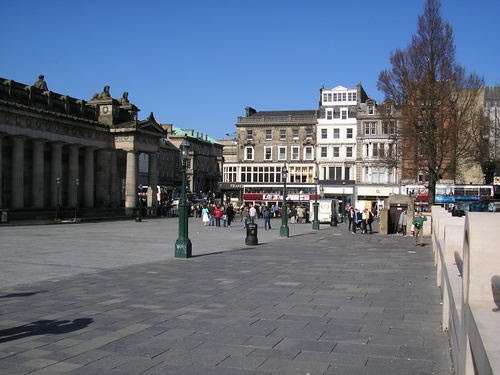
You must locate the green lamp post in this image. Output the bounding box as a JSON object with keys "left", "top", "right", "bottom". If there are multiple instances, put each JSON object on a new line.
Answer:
{"left": 312, "top": 174, "right": 320, "bottom": 230}
{"left": 174, "top": 137, "right": 192, "bottom": 258}
{"left": 280, "top": 164, "right": 289, "bottom": 237}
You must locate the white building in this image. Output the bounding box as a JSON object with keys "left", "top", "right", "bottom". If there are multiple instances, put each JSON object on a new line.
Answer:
{"left": 317, "top": 84, "right": 367, "bottom": 182}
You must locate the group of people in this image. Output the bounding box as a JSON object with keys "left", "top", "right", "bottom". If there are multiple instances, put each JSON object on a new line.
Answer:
{"left": 199, "top": 203, "right": 236, "bottom": 227}
{"left": 347, "top": 207, "right": 374, "bottom": 234}
{"left": 397, "top": 209, "right": 427, "bottom": 246}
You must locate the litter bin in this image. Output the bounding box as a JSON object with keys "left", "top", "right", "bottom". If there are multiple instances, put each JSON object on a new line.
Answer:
{"left": 0, "top": 209, "right": 8, "bottom": 223}
{"left": 245, "top": 223, "right": 258, "bottom": 246}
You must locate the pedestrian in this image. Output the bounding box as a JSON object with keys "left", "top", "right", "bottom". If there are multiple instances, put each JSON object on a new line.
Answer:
{"left": 201, "top": 205, "right": 209, "bottom": 226}
{"left": 348, "top": 207, "right": 355, "bottom": 232}
{"left": 353, "top": 209, "right": 362, "bottom": 234}
{"left": 249, "top": 204, "right": 257, "bottom": 224}
{"left": 365, "top": 209, "right": 374, "bottom": 234}
{"left": 412, "top": 211, "right": 427, "bottom": 246}
{"left": 214, "top": 205, "right": 223, "bottom": 227}
{"left": 263, "top": 206, "right": 271, "bottom": 230}
{"left": 208, "top": 204, "right": 215, "bottom": 226}
{"left": 361, "top": 209, "right": 368, "bottom": 233}
{"left": 398, "top": 209, "right": 408, "bottom": 236}
{"left": 226, "top": 203, "right": 234, "bottom": 227}
{"left": 241, "top": 206, "right": 250, "bottom": 229}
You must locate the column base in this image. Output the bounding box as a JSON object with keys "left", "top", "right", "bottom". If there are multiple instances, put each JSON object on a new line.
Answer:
{"left": 175, "top": 238, "right": 192, "bottom": 258}
{"left": 280, "top": 225, "right": 289, "bottom": 238}
{"left": 312, "top": 220, "right": 320, "bottom": 230}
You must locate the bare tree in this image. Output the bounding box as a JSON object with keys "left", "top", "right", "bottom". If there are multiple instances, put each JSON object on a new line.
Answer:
{"left": 377, "top": 0, "right": 484, "bottom": 204}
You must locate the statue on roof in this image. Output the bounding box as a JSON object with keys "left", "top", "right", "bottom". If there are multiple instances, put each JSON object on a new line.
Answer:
{"left": 33, "top": 74, "right": 48, "bottom": 91}
{"left": 91, "top": 85, "right": 111, "bottom": 100}
{"left": 119, "top": 91, "right": 130, "bottom": 105}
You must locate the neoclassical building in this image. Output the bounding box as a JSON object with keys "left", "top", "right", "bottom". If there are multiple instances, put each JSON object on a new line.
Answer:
{"left": 0, "top": 76, "right": 166, "bottom": 220}
{"left": 220, "top": 107, "right": 318, "bottom": 206}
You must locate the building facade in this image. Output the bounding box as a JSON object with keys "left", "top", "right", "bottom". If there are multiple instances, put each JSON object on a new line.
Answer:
{"left": 0, "top": 76, "right": 166, "bottom": 220}
{"left": 220, "top": 107, "right": 318, "bottom": 207}
{"left": 165, "top": 126, "right": 223, "bottom": 197}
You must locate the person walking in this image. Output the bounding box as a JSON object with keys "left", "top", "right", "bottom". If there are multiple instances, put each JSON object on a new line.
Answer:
{"left": 249, "top": 204, "right": 257, "bottom": 224}
{"left": 412, "top": 211, "right": 427, "bottom": 246}
{"left": 348, "top": 207, "right": 355, "bottom": 232}
{"left": 263, "top": 206, "right": 271, "bottom": 230}
{"left": 226, "top": 203, "right": 234, "bottom": 227}
{"left": 398, "top": 209, "right": 408, "bottom": 236}
{"left": 353, "top": 209, "right": 362, "bottom": 234}
{"left": 201, "top": 205, "right": 209, "bottom": 226}
{"left": 241, "top": 206, "right": 250, "bottom": 229}
{"left": 365, "top": 209, "right": 374, "bottom": 234}
{"left": 214, "top": 205, "right": 223, "bottom": 227}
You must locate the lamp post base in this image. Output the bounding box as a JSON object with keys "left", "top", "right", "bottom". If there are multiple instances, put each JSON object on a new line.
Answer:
{"left": 280, "top": 225, "right": 289, "bottom": 238}
{"left": 312, "top": 220, "right": 320, "bottom": 230}
{"left": 174, "top": 238, "right": 192, "bottom": 258}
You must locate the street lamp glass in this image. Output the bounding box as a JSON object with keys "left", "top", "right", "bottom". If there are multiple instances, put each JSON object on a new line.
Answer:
{"left": 181, "top": 138, "right": 190, "bottom": 161}
{"left": 281, "top": 165, "right": 288, "bottom": 180}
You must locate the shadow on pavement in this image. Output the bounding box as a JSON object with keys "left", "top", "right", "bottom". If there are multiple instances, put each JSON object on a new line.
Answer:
{"left": 0, "top": 291, "right": 48, "bottom": 299}
{"left": 0, "top": 318, "right": 93, "bottom": 343}
{"left": 191, "top": 246, "right": 258, "bottom": 258}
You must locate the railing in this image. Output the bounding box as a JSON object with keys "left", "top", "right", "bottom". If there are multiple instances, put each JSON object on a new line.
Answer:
{"left": 432, "top": 207, "right": 500, "bottom": 375}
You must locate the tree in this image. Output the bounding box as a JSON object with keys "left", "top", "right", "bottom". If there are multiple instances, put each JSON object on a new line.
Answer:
{"left": 377, "top": 0, "right": 484, "bottom": 204}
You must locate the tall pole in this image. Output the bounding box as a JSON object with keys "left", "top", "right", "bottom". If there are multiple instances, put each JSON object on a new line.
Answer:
{"left": 280, "top": 165, "right": 289, "bottom": 237}
{"left": 175, "top": 137, "right": 192, "bottom": 258}
{"left": 312, "top": 175, "right": 319, "bottom": 230}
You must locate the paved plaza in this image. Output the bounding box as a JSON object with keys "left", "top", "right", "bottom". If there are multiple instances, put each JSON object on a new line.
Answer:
{"left": 0, "top": 218, "right": 452, "bottom": 374}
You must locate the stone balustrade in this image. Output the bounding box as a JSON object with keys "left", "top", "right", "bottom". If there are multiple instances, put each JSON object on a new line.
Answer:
{"left": 432, "top": 206, "right": 500, "bottom": 375}
{"left": 1, "top": 78, "right": 97, "bottom": 121}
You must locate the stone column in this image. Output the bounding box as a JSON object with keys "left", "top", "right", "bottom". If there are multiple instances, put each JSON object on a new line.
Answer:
{"left": 95, "top": 149, "right": 111, "bottom": 207}
{"left": 12, "top": 137, "right": 25, "bottom": 209}
{"left": 109, "top": 150, "right": 120, "bottom": 207}
{"left": 148, "top": 152, "right": 159, "bottom": 208}
{"left": 0, "top": 135, "right": 3, "bottom": 208}
{"left": 84, "top": 147, "right": 95, "bottom": 208}
{"left": 32, "top": 139, "right": 46, "bottom": 208}
{"left": 125, "top": 150, "right": 137, "bottom": 214}
{"left": 50, "top": 142, "right": 63, "bottom": 208}
{"left": 68, "top": 145, "right": 80, "bottom": 207}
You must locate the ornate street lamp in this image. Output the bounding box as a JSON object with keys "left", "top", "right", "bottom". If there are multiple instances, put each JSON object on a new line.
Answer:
{"left": 174, "top": 137, "right": 192, "bottom": 258}
{"left": 55, "top": 177, "right": 61, "bottom": 222}
{"left": 280, "top": 164, "right": 289, "bottom": 237}
{"left": 74, "top": 178, "right": 80, "bottom": 222}
{"left": 312, "top": 174, "right": 320, "bottom": 230}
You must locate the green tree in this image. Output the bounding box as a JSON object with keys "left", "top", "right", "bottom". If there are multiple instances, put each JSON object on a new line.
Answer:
{"left": 377, "top": 0, "right": 484, "bottom": 204}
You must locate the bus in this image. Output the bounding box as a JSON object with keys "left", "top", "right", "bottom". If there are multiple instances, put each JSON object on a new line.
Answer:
{"left": 402, "top": 184, "right": 497, "bottom": 211}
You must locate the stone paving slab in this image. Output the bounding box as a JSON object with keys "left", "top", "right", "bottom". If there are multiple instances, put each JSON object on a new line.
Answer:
{"left": 0, "top": 220, "right": 452, "bottom": 374}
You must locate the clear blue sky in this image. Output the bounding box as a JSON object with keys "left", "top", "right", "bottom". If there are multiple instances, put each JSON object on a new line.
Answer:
{"left": 1, "top": 0, "right": 498, "bottom": 140}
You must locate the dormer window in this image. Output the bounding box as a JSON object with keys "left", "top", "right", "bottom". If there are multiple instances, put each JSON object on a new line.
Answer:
{"left": 368, "top": 104, "right": 374, "bottom": 115}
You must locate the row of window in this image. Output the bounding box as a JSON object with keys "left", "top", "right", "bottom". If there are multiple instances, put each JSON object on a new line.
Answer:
{"left": 244, "top": 143, "right": 394, "bottom": 161}
{"left": 245, "top": 146, "right": 314, "bottom": 161}
{"left": 244, "top": 121, "right": 396, "bottom": 141}
{"left": 320, "top": 128, "right": 353, "bottom": 139}
{"left": 234, "top": 165, "right": 314, "bottom": 183}
{"left": 324, "top": 108, "right": 355, "bottom": 120}
{"left": 246, "top": 128, "right": 314, "bottom": 141}
{"left": 322, "top": 92, "right": 357, "bottom": 103}
{"left": 320, "top": 146, "right": 354, "bottom": 158}
{"left": 223, "top": 165, "right": 396, "bottom": 184}
{"left": 363, "top": 121, "right": 396, "bottom": 135}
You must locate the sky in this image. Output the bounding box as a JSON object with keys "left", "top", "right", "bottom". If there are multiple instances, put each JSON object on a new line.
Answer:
{"left": 1, "top": 0, "right": 498, "bottom": 140}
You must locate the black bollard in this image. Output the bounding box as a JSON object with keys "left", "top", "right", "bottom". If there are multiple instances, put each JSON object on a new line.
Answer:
{"left": 245, "top": 223, "right": 258, "bottom": 245}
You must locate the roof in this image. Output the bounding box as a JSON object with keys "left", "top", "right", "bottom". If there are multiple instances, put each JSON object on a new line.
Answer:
{"left": 237, "top": 109, "right": 318, "bottom": 125}
{"left": 171, "top": 127, "right": 221, "bottom": 145}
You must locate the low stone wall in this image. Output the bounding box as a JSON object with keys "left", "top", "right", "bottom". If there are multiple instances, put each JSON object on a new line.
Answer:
{"left": 432, "top": 207, "right": 500, "bottom": 375}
